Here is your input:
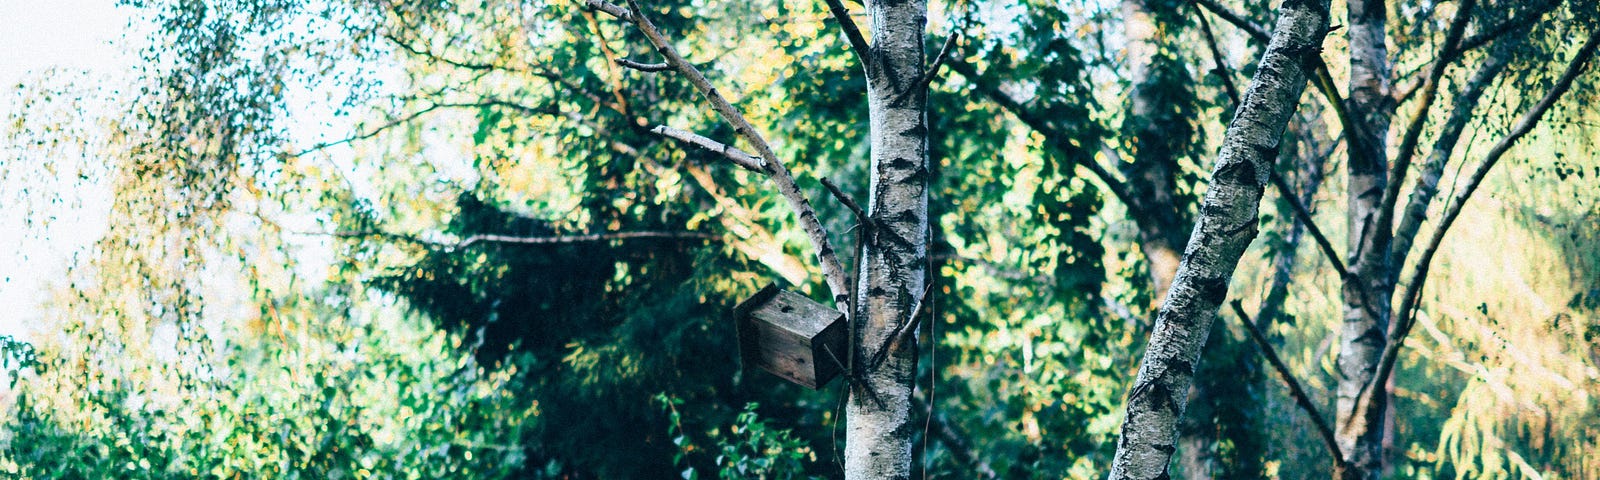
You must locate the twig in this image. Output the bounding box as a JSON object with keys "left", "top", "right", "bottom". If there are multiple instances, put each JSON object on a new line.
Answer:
{"left": 383, "top": 32, "right": 523, "bottom": 72}
{"left": 944, "top": 59, "right": 1138, "bottom": 211}
{"left": 1229, "top": 300, "right": 1348, "bottom": 472}
{"left": 868, "top": 284, "right": 932, "bottom": 371}
{"left": 1453, "top": 0, "right": 1562, "bottom": 54}
{"left": 650, "top": 125, "right": 767, "bottom": 172}
{"left": 291, "top": 100, "right": 555, "bottom": 157}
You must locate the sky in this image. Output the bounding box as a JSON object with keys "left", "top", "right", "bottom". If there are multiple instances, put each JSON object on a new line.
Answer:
{"left": 0, "top": 0, "right": 137, "bottom": 340}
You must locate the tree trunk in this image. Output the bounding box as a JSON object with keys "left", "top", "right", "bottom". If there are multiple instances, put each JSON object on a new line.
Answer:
{"left": 1118, "top": 0, "right": 1190, "bottom": 308}
{"left": 1336, "top": 0, "right": 1394, "bottom": 477}
{"left": 1108, "top": 0, "right": 1330, "bottom": 477}
{"left": 844, "top": 0, "right": 929, "bottom": 478}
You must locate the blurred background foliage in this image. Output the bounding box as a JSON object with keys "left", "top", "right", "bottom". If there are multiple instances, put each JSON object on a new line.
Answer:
{"left": 1, "top": 0, "right": 1599, "bottom": 478}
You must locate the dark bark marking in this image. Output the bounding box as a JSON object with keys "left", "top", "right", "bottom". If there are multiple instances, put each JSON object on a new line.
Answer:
{"left": 885, "top": 157, "right": 917, "bottom": 170}
{"left": 1194, "top": 276, "right": 1230, "bottom": 306}
{"left": 1215, "top": 159, "right": 1260, "bottom": 186}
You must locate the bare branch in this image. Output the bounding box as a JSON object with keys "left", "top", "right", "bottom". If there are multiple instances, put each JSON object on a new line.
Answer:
{"left": 1230, "top": 300, "right": 1348, "bottom": 472}
{"left": 583, "top": 0, "right": 632, "bottom": 22}
{"left": 616, "top": 58, "right": 671, "bottom": 72}
{"left": 1454, "top": 0, "right": 1562, "bottom": 54}
{"left": 292, "top": 100, "right": 555, "bottom": 157}
{"left": 923, "top": 31, "right": 961, "bottom": 87}
{"left": 1192, "top": 0, "right": 1269, "bottom": 42}
{"left": 1390, "top": 51, "right": 1512, "bottom": 270}
{"left": 587, "top": 0, "right": 852, "bottom": 309}
{"left": 820, "top": 177, "right": 869, "bottom": 225}
{"left": 456, "top": 231, "right": 719, "bottom": 249}
{"left": 260, "top": 211, "right": 718, "bottom": 250}
{"left": 822, "top": 0, "right": 871, "bottom": 64}
{"left": 383, "top": 32, "right": 523, "bottom": 72}
{"left": 651, "top": 125, "right": 767, "bottom": 173}
{"left": 1269, "top": 171, "right": 1348, "bottom": 277}
{"left": 1193, "top": 2, "right": 1242, "bottom": 107}
{"left": 1378, "top": 0, "right": 1478, "bottom": 239}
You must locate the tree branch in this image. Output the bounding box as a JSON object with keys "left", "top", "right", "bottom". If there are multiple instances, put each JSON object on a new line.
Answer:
{"left": 1269, "top": 170, "right": 1347, "bottom": 277}
{"left": 383, "top": 32, "right": 523, "bottom": 72}
{"left": 1454, "top": 0, "right": 1562, "bottom": 54}
{"left": 650, "top": 125, "right": 767, "bottom": 172}
{"left": 262, "top": 212, "right": 719, "bottom": 250}
{"left": 1230, "top": 300, "right": 1348, "bottom": 473}
{"left": 1374, "top": 26, "right": 1600, "bottom": 434}
{"left": 1191, "top": 0, "right": 1372, "bottom": 174}
{"left": 1378, "top": 0, "right": 1477, "bottom": 242}
{"left": 1192, "top": 9, "right": 1347, "bottom": 280}
{"left": 615, "top": 58, "right": 671, "bottom": 72}
{"left": 821, "top": 0, "right": 871, "bottom": 65}
{"left": 586, "top": 0, "right": 852, "bottom": 309}
{"left": 1192, "top": 1, "right": 1242, "bottom": 107}
{"left": 1390, "top": 50, "right": 1512, "bottom": 271}
{"left": 945, "top": 59, "right": 1138, "bottom": 211}
{"left": 291, "top": 100, "right": 555, "bottom": 157}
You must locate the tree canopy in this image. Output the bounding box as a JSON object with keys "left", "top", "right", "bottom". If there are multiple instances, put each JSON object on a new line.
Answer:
{"left": 3, "top": 0, "right": 1600, "bottom": 478}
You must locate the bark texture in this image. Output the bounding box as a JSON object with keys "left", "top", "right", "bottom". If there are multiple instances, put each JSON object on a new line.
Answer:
{"left": 1335, "top": 0, "right": 1394, "bottom": 476}
{"left": 843, "top": 0, "right": 929, "bottom": 477}
{"left": 1107, "top": 0, "right": 1330, "bottom": 477}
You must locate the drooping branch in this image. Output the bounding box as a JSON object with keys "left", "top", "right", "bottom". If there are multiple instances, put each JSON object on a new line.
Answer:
{"left": 1371, "top": 26, "right": 1600, "bottom": 435}
{"left": 1229, "top": 300, "right": 1348, "bottom": 474}
{"left": 1377, "top": 0, "right": 1477, "bottom": 240}
{"left": 1453, "top": 0, "right": 1562, "bottom": 54}
{"left": 584, "top": 0, "right": 852, "bottom": 309}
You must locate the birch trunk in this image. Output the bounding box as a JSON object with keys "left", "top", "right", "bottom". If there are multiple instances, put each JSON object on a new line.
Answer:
{"left": 844, "top": 0, "right": 929, "bottom": 477}
{"left": 1108, "top": 0, "right": 1330, "bottom": 477}
{"left": 1336, "top": 1, "right": 1394, "bottom": 477}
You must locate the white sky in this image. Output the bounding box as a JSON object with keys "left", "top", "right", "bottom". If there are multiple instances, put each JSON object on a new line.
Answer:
{"left": 0, "top": 0, "right": 136, "bottom": 341}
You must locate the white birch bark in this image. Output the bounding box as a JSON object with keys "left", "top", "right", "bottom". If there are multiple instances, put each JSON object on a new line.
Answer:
{"left": 1107, "top": 0, "right": 1330, "bottom": 477}
{"left": 844, "top": 0, "right": 930, "bottom": 478}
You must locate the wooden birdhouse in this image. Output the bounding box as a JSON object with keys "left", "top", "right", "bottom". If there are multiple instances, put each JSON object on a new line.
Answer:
{"left": 734, "top": 283, "right": 848, "bottom": 389}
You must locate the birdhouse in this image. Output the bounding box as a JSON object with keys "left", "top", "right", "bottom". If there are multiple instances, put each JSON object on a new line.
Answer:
{"left": 734, "top": 283, "right": 848, "bottom": 389}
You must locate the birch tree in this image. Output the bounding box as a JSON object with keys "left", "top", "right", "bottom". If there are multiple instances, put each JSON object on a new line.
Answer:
{"left": 1107, "top": 0, "right": 1332, "bottom": 478}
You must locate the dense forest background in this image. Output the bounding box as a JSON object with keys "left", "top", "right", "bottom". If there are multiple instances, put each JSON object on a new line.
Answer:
{"left": 2, "top": 0, "right": 1598, "bottom": 478}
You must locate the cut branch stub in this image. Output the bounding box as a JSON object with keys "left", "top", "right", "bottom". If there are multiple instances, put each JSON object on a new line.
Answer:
{"left": 734, "top": 284, "right": 848, "bottom": 389}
